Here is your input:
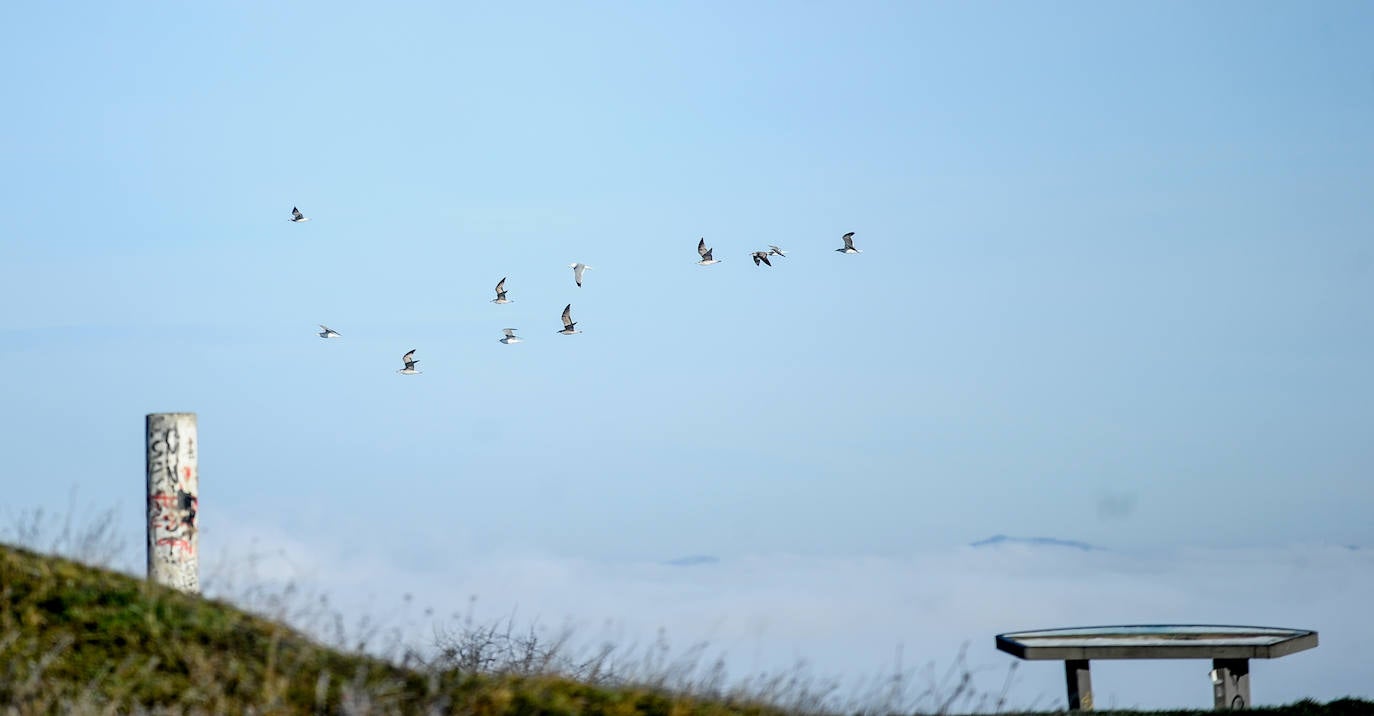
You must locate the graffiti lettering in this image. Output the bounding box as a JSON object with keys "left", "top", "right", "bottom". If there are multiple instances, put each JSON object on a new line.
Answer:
{"left": 146, "top": 414, "right": 198, "bottom": 593}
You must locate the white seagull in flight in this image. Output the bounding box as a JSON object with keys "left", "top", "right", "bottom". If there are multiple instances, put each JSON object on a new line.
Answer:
{"left": 696, "top": 238, "right": 721, "bottom": 266}
{"left": 568, "top": 262, "right": 592, "bottom": 287}
{"left": 492, "top": 277, "right": 512, "bottom": 304}
{"left": 835, "top": 231, "right": 862, "bottom": 254}
{"left": 317, "top": 325, "right": 341, "bottom": 339}
{"left": 398, "top": 349, "right": 421, "bottom": 375}
{"left": 289, "top": 206, "right": 310, "bottom": 223}
{"left": 499, "top": 328, "right": 523, "bottom": 344}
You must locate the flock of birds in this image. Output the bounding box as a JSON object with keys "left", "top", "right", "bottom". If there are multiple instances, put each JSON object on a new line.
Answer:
{"left": 292, "top": 207, "right": 863, "bottom": 375}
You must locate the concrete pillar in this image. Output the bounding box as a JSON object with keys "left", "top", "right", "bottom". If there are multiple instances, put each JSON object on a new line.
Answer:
{"left": 146, "top": 413, "right": 199, "bottom": 593}
{"left": 1211, "top": 658, "right": 1250, "bottom": 710}
{"left": 1065, "top": 659, "right": 1093, "bottom": 711}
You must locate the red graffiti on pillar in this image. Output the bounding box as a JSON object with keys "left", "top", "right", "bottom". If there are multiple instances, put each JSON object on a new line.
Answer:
{"left": 155, "top": 538, "right": 195, "bottom": 554}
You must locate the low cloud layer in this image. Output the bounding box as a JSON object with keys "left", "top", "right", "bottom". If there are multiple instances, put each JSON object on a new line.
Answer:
{"left": 199, "top": 520, "right": 1373, "bottom": 711}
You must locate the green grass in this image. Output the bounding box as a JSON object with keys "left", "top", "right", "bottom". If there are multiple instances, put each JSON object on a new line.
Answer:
{"left": 0, "top": 543, "right": 783, "bottom": 715}
{"left": 2, "top": 542, "right": 1370, "bottom": 715}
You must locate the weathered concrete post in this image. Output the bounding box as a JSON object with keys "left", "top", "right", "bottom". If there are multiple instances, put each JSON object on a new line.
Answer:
{"left": 146, "top": 413, "right": 199, "bottom": 593}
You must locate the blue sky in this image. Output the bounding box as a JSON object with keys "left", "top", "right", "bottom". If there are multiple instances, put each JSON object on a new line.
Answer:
{"left": 2, "top": 2, "right": 1372, "bottom": 707}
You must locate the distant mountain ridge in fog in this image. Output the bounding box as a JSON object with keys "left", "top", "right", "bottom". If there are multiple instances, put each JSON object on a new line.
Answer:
{"left": 970, "top": 534, "right": 1100, "bottom": 551}
{"left": 663, "top": 555, "right": 720, "bottom": 567}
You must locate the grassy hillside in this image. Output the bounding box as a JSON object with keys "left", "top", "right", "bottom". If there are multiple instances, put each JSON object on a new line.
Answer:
{"left": 1, "top": 543, "right": 1370, "bottom": 715}
{"left": 0, "top": 543, "right": 783, "bottom": 715}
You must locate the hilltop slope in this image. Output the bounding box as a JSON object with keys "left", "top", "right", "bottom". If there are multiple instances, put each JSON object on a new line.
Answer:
{"left": 0, "top": 543, "right": 777, "bottom": 715}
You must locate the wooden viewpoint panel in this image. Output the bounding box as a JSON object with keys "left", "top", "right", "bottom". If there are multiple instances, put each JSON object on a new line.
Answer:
{"left": 996, "top": 625, "right": 1318, "bottom": 661}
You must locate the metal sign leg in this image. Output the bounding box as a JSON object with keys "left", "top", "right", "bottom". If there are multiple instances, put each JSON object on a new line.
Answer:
{"left": 1065, "top": 659, "right": 1093, "bottom": 711}
{"left": 1210, "top": 658, "right": 1250, "bottom": 710}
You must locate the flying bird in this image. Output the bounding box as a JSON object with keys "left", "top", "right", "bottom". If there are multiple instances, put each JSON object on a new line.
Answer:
{"left": 557, "top": 304, "right": 582, "bottom": 335}
{"left": 317, "top": 325, "right": 341, "bottom": 339}
{"left": 696, "top": 238, "right": 721, "bottom": 266}
{"left": 499, "top": 328, "right": 523, "bottom": 345}
{"left": 835, "top": 232, "right": 862, "bottom": 254}
{"left": 492, "top": 277, "right": 512, "bottom": 304}
{"left": 751, "top": 251, "right": 773, "bottom": 267}
{"left": 568, "top": 263, "right": 592, "bottom": 287}
{"left": 289, "top": 207, "right": 309, "bottom": 223}
{"left": 768, "top": 245, "right": 787, "bottom": 258}
{"left": 398, "top": 349, "right": 421, "bottom": 375}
